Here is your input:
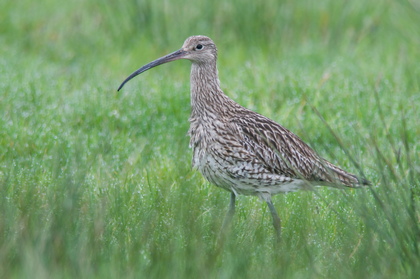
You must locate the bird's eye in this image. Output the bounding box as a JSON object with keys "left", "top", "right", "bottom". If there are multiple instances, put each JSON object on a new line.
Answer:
{"left": 195, "top": 44, "right": 203, "bottom": 50}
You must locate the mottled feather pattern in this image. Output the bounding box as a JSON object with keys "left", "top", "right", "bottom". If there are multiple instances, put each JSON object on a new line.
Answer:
{"left": 189, "top": 97, "right": 362, "bottom": 197}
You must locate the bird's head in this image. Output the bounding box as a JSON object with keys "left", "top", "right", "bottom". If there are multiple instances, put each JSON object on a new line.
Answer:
{"left": 118, "top": 35, "right": 217, "bottom": 91}
{"left": 179, "top": 35, "right": 217, "bottom": 64}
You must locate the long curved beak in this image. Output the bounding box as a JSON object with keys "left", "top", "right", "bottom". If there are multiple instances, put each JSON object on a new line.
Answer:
{"left": 117, "top": 49, "right": 188, "bottom": 91}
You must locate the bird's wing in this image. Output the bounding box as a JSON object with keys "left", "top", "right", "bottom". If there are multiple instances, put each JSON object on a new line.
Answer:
{"left": 232, "top": 112, "right": 361, "bottom": 186}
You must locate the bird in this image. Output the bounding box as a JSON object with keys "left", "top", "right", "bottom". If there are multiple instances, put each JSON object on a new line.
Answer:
{"left": 118, "top": 35, "right": 369, "bottom": 240}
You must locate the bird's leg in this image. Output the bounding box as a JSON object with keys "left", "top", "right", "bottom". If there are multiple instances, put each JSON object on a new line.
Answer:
{"left": 221, "top": 192, "right": 236, "bottom": 232}
{"left": 266, "top": 198, "right": 281, "bottom": 241}
{"left": 214, "top": 192, "right": 236, "bottom": 256}
{"left": 216, "top": 192, "right": 236, "bottom": 247}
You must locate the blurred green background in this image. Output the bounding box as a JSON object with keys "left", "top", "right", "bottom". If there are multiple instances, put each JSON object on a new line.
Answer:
{"left": 1, "top": 0, "right": 419, "bottom": 278}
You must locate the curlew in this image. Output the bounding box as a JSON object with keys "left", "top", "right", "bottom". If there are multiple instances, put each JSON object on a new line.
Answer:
{"left": 118, "top": 35, "right": 369, "bottom": 239}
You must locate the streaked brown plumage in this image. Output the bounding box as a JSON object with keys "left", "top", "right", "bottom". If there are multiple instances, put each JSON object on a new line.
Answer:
{"left": 118, "top": 35, "right": 369, "bottom": 239}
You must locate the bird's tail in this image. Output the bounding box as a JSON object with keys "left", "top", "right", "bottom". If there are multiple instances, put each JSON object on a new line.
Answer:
{"left": 324, "top": 160, "right": 371, "bottom": 187}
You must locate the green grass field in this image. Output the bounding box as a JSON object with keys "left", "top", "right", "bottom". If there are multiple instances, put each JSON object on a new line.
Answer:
{"left": 1, "top": 0, "right": 419, "bottom": 278}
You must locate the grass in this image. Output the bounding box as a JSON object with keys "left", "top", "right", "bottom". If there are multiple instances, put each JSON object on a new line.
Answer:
{"left": 1, "top": 0, "right": 420, "bottom": 278}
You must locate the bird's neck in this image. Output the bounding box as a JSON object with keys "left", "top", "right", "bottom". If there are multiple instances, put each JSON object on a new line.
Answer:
{"left": 190, "top": 62, "right": 225, "bottom": 116}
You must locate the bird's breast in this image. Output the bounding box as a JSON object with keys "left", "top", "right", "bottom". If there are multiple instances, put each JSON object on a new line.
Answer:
{"left": 188, "top": 115, "right": 216, "bottom": 169}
